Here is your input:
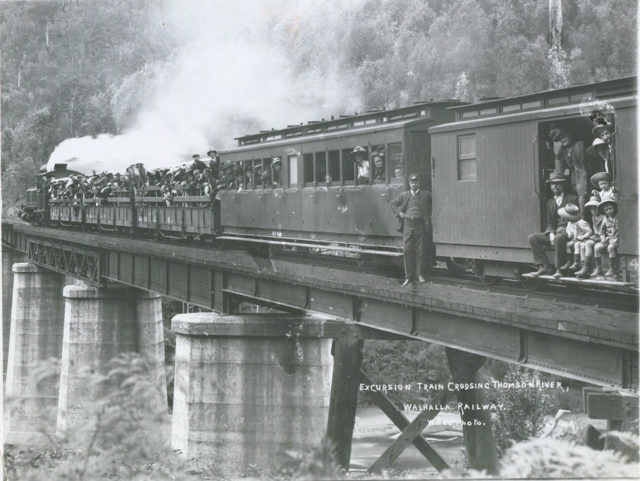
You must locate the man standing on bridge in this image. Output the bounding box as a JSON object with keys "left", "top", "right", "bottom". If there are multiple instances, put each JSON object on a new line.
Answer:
{"left": 390, "top": 173, "right": 432, "bottom": 286}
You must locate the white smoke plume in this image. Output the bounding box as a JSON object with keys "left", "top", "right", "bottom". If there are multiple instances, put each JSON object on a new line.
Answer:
{"left": 47, "top": 0, "right": 364, "bottom": 174}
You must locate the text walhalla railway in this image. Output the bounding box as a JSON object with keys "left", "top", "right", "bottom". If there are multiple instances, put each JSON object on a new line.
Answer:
{"left": 359, "top": 380, "right": 566, "bottom": 393}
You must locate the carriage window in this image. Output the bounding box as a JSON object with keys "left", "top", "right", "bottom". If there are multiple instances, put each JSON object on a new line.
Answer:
{"left": 389, "top": 142, "right": 403, "bottom": 184}
{"left": 288, "top": 155, "right": 299, "bottom": 188}
{"left": 271, "top": 157, "right": 283, "bottom": 188}
{"left": 243, "top": 160, "right": 253, "bottom": 189}
{"left": 328, "top": 150, "right": 340, "bottom": 184}
{"left": 261, "top": 158, "right": 271, "bottom": 188}
{"left": 371, "top": 144, "right": 386, "bottom": 184}
{"left": 303, "top": 153, "right": 314, "bottom": 185}
{"left": 253, "top": 159, "right": 264, "bottom": 189}
{"left": 341, "top": 148, "right": 355, "bottom": 183}
{"left": 315, "top": 151, "right": 327, "bottom": 185}
{"left": 458, "top": 134, "right": 477, "bottom": 181}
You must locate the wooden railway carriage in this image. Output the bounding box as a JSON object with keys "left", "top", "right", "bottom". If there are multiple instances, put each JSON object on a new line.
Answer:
{"left": 27, "top": 77, "right": 637, "bottom": 290}
{"left": 429, "top": 77, "right": 637, "bottom": 284}
{"left": 216, "top": 101, "right": 462, "bottom": 254}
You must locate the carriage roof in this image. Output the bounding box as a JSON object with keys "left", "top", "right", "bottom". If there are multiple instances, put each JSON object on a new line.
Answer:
{"left": 232, "top": 100, "right": 465, "bottom": 148}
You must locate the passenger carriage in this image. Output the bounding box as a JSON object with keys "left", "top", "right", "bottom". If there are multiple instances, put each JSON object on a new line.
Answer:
{"left": 429, "top": 76, "right": 637, "bottom": 286}
{"left": 216, "top": 101, "right": 462, "bottom": 255}
{"left": 26, "top": 77, "right": 637, "bottom": 291}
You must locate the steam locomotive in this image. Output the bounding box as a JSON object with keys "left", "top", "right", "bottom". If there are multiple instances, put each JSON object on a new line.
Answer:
{"left": 22, "top": 76, "right": 638, "bottom": 289}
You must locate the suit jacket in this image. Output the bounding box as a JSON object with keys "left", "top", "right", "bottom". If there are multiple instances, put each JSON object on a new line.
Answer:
{"left": 555, "top": 141, "right": 587, "bottom": 196}
{"left": 390, "top": 190, "right": 432, "bottom": 232}
{"left": 545, "top": 192, "right": 578, "bottom": 233}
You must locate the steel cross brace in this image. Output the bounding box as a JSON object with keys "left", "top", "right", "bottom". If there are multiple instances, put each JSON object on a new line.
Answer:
{"left": 27, "top": 238, "right": 102, "bottom": 285}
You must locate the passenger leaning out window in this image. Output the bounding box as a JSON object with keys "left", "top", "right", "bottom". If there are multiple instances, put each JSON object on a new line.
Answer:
{"left": 353, "top": 146, "right": 370, "bottom": 184}
{"left": 271, "top": 157, "right": 282, "bottom": 187}
{"left": 372, "top": 151, "right": 385, "bottom": 182}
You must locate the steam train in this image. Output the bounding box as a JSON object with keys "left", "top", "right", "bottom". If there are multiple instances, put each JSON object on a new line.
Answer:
{"left": 22, "top": 76, "right": 638, "bottom": 289}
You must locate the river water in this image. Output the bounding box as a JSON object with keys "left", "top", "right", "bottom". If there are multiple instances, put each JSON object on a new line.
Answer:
{"left": 350, "top": 407, "right": 466, "bottom": 476}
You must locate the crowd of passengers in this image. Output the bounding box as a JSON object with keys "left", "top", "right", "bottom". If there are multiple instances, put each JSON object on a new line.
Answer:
{"left": 48, "top": 145, "right": 399, "bottom": 208}
{"left": 529, "top": 111, "right": 621, "bottom": 281}
{"left": 48, "top": 151, "right": 224, "bottom": 206}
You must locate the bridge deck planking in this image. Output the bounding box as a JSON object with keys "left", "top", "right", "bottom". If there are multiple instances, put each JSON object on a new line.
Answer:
{"left": 6, "top": 222, "right": 636, "bottom": 352}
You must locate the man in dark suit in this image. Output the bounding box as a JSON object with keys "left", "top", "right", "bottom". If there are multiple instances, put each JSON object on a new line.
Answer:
{"left": 528, "top": 172, "right": 578, "bottom": 276}
{"left": 390, "top": 174, "right": 432, "bottom": 286}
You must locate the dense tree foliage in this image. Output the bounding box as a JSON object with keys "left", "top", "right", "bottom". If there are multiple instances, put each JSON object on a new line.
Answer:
{"left": 1, "top": 0, "right": 173, "bottom": 215}
{"left": 1, "top": 0, "right": 636, "bottom": 216}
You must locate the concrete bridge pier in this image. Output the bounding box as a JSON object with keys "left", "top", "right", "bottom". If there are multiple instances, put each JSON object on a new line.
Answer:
{"left": 56, "top": 284, "right": 168, "bottom": 436}
{"left": 2, "top": 248, "right": 25, "bottom": 380}
{"left": 4, "top": 262, "right": 66, "bottom": 445}
{"left": 170, "top": 313, "right": 333, "bottom": 476}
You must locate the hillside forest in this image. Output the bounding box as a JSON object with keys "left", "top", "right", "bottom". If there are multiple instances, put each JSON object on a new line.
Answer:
{"left": 1, "top": 0, "right": 636, "bottom": 216}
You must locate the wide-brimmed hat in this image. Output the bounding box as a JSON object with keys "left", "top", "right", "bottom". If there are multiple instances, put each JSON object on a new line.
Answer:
{"left": 591, "top": 123, "right": 613, "bottom": 138}
{"left": 558, "top": 203, "right": 580, "bottom": 221}
{"left": 586, "top": 138, "right": 608, "bottom": 156}
{"left": 584, "top": 194, "right": 600, "bottom": 209}
{"left": 192, "top": 154, "right": 200, "bottom": 159}
{"left": 590, "top": 171, "right": 612, "bottom": 188}
{"left": 207, "top": 149, "right": 218, "bottom": 156}
{"left": 546, "top": 171, "right": 566, "bottom": 184}
{"left": 352, "top": 146, "right": 367, "bottom": 155}
{"left": 272, "top": 157, "right": 281, "bottom": 165}
{"left": 408, "top": 174, "right": 419, "bottom": 181}
{"left": 598, "top": 195, "right": 618, "bottom": 215}
{"left": 372, "top": 151, "right": 384, "bottom": 159}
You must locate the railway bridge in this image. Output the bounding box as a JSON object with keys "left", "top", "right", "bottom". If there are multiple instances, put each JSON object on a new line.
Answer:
{"left": 2, "top": 220, "right": 638, "bottom": 474}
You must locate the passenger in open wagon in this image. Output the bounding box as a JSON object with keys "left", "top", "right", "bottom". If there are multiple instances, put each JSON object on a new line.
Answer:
{"left": 528, "top": 172, "right": 578, "bottom": 277}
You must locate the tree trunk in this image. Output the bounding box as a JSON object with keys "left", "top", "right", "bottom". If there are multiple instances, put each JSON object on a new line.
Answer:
{"left": 548, "top": 0, "right": 563, "bottom": 49}
{"left": 445, "top": 348, "right": 499, "bottom": 474}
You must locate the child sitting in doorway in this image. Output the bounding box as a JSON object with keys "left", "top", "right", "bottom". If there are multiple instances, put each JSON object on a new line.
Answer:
{"left": 575, "top": 195, "right": 602, "bottom": 278}
{"left": 555, "top": 203, "right": 583, "bottom": 278}
{"left": 590, "top": 171, "right": 618, "bottom": 201}
{"left": 593, "top": 195, "right": 620, "bottom": 279}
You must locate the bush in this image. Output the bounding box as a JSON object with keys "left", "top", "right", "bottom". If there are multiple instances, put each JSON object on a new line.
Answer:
{"left": 487, "top": 366, "right": 552, "bottom": 457}
{"left": 442, "top": 436, "right": 640, "bottom": 479}
{"left": 5, "top": 353, "right": 190, "bottom": 481}
{"left": 361, "top": 340, "right": 450, "bottom": 405}
{"left": 270, "top": 438, "right": 343, "bottom": 480}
